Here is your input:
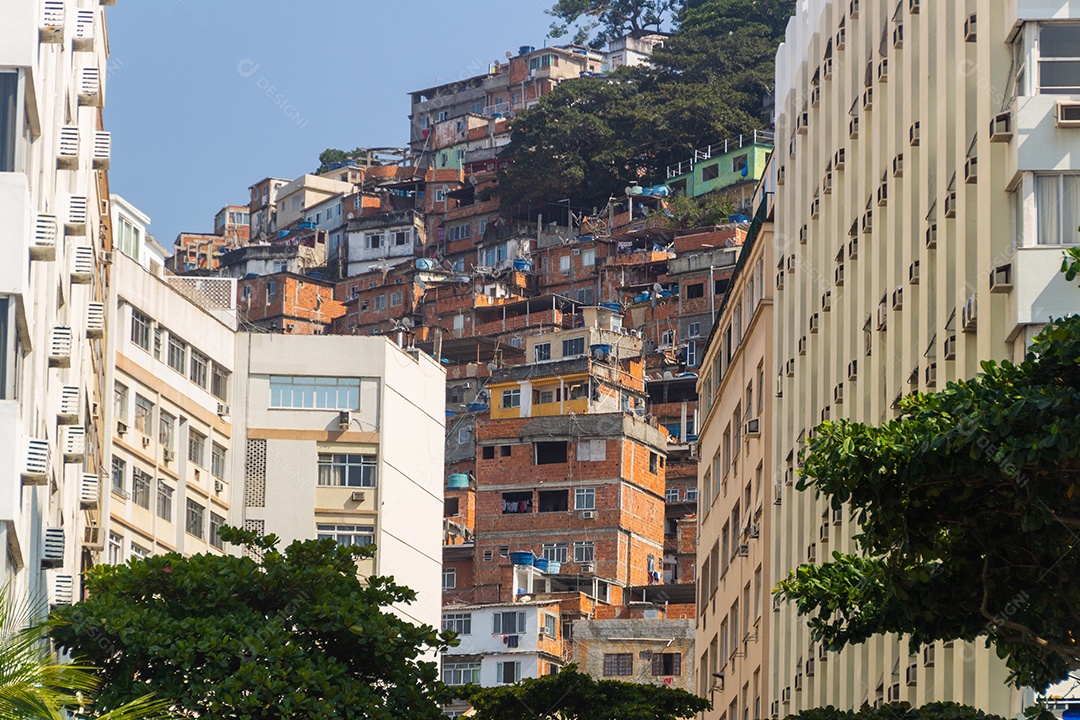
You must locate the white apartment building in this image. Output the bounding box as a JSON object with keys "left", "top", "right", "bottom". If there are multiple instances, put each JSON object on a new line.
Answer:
{"left": 231, "top": 334, "right": 446, "bottom": 630}
{"left": 0, "top": 0, "right": 113, "bottom": 606}
{"left": 771, "top": 0, "right": 1079, "bottom": 714}
{"left": 104, "top": 200, "right": 237, "bottom": 562}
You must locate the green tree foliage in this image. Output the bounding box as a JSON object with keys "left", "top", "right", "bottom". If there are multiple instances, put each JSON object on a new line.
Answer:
{"left": 780, "top": 702, "right": 1012, "bottom": 720}
{"left": 776, "top": 264, "right": 1080, "bottom": 689}
{"left": 51, "top": 528, "right": 456, "bottom": 719}
{"left": 465, "top": 664, "right": 709, "bottom": 720}
{"left": 547, "top": 0, "right": 681, "bottom": 47}
{"left": 661, "top": 192, "right": 735, "bottom": 228}
{"left": 0, "top": 589, "right": 168, "bottom": 719}
{"left": 503, "top": 0, "right": 794, "bottom": 217}
{"left": 316, "top": 147, "right": 372, "bottom": 175}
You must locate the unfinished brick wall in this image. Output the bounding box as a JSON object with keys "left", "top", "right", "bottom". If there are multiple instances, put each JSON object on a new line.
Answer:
{"left": 237, "top": 274, "right": 345, "bottom": 334}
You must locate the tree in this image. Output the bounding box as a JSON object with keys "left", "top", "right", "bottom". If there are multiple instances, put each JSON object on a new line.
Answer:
{"left": 51, "top": 528, "right": 457, "bottom": 719}
{"left": 547, "top": 0, "right": 681, "bottom": 47}
{"left": 0, "top": 589, "right": 168, "bottom": 719}
{"left": 776, "top": 261, "right": 1080, "bottom": 690}
{"left": 465, "top": 664, "right": 709, "bottom": 720}
{"left": 315, "top": 147, "right": 372, "bottom": 175}
{"left": 779, "top": 701, "right": 1014, "bottom": 720}
{"left": 660, "top": 192, "right": 735, "bottom": 229}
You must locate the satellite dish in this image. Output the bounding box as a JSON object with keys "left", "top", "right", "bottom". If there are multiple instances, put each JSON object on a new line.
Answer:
{"left": 469, "top": 175, "right": 479, "bottom": 186}
{"left": 653, "top": 283, "right": 664, "bottom": 294}
{"left": 505, "top": 51, "right": 513, "bottom": 59}
{"left": 487, "top": 362, "right": 498, "bottom": 373}
{"left": 474, "top": 284, "right": 484, "bottom": 293}
{"left": 634, "top": 406, "right": 647, "bottom": 417}
{"left": 401, "top": 316, "right": 414, "bottom": 329}
{"left": 663, "top": 370, "right": 674, "bottom": 380}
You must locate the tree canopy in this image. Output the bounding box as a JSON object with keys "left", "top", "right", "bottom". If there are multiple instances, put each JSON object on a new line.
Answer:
{"left": 780, "top": 702, "right": 1013, "bottom": 720}
{"left": 547, "top": 0, "right": 681, "bottom": 47}
{"left": 465, "top": 664, "right": 709, "bottom": 720}
{"left": 51, "top": 528, "right": 456, "bottom": 719}
{"left": 315, "top": 147, "right": 372, "bottom": 175}
{"left": 776, "top": 268, "right": 1080, "bottom": 689}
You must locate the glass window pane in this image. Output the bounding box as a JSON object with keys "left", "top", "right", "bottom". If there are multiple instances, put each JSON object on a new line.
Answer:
{"left": 1041, "top": 25, "right": 1080, "bottom": 58}
{"left": 1064, "top": 174, "right": 1080, "bottom": 245}
{"left": 1040, "top": 60, "right": 1080, "bottom": 92}
{"left": 1038, "top": 175, "right": 1061, "bottom": 245}
{"left": 0, "top": 72, "right": 16, "bottom": 173}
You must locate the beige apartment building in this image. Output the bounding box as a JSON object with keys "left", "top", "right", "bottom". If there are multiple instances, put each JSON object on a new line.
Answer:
{"left": 0, "top": 0, "right": 113, "bottom": 605}
{"left": 695, "top": 175, "right": 775, "bottom": 720}
{"left": 766, "top": 0, "right": 1079, "bottom": 713}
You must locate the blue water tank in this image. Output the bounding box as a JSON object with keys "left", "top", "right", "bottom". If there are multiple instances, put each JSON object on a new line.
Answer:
{"left": 509, "top": 551, "right": 534, "bottom": 566}
{"left": 512, "top": 258, "right": 531, "bottom": 271}
{"left": 730, "top": 214, "right": 750, "bottom": 223}
{"left": 519, "top": 45, "right": 535, "bottom": 56}
{"left": 416, "top": 258, "right": 435, "bottom": 270}
{"left": 447, "top": 473, "right": 470, "bottom": 489}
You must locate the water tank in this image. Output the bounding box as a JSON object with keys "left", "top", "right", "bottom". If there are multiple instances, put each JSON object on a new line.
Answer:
{"left": 518, "top": 45, "right": 535, "bottom": 56}
{"left": 509, "top": 551, "right": 534, "bottom": 566}
{"left": 416, "top": 258, "right": 435, "bottom": 270}
{"left": 512, "top": 258, "right": 532, "bottom": 271}
{"left": 447, "top": 473, "right": 470, "bottom": 489}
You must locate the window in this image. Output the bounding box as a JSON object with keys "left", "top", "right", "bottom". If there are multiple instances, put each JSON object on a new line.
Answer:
{"left": 538, "top": 490, "right": 568, "bottom": 513}
{"left": 666, "top": 488, "right": 680, "bottom": 502}
{"left": 131, "top": 309, "right": 151, "bottom": 351}
{"left": 185, "top": 499, "right": 205, "bottom": 538}
{"left": 574, "top": 541, "right": 595, "bottom": 563}
{"left": 578, "top": 439, "right": 606, "bottom": 461}
{"left": 188, "top": 429, "right": 207, "bottom": 466}
{"left": 390, "top": 291, "right": 403, "bottom": 307}
{"left": 576, "top": 287, "right": 595, "bottom": 305}
{"left": 575, "top": 487, "right": 596, "bottom": 510}
{"left": 702, "top": 163, "right": 720, "bottom": 181}
{"left": 481, "top": 445, "right": 496, "bottom": 459}
{"left": 134, "top": 395, "right": 154, "bottom": 435}
{"left": 1036, "top": 174, "right": 1080, "bottom": 245}
{"left": 211, "top": 442, "right": 227, "bottom": 479}
{"left": 130, "top": 544, "right": 150, "bottom": 560}
{"left": 502, "top": 389, "right": 521, "bottom": 408}
{"left": 318, "top": 454, "right": 377, "bottom": 487}
{"left": 132, "top": 469, "right": 151, "bottom": 509}
{"left": 434, "top": 189, "right": 446, "bottom": 203}
{"left": 443, "top": 662, "right": 481, "bottom": 686}
{"left": 209, "top": 512, "right": 225, "bottom": 549}
{"left": 114, "top": 382, "right": 129, "bottom": 423}
{"left": 732, "top": 154, "right": 749, "bottom": 174}
{"left": 374, "top": 295, "right": 386, "bottom": 310}
{"left": 652, "top": 652, "right": 682, "bottom": 676}
{"left": 443, "top": 568, "right": 457, "bottom": 589}
{"left": 447, "top": 223, "right": 471, "bottom": 241}
{"left": 604, "top": 653, "right": 633, "bottom": 676}
{"left": 159, "top": 411, "right": 175, "bottom": 450}
{"left": 687, "top": 340, "right": 698, "bottom": 367}
{"left": 365, "top": 233, "right": 385, "bottom": 249}
{"left": 442, "top": 613, "right": 472, "bottom": 635}
{"left": 542, "top": 542, "right": 568, "bottom": 563}
{"left": 211, "top": 364, "right": 230, "bottom": 401}
{"left": 157, "top": 481, "right": 173, "bottom": 520}
{"left": 582, "top": 249, "right": 596, "bottom": 266}
{"left": 444, "top": 497, "right": 460, "bottom": 516}
{"left": 108, "top": 533, "right": 123, "bottom": 565}
{"left": 535, "top": 441, "right": 568, "bottom": 464}
{"left": 661, "top": 329, "right": 675, "bottom": 347}
{"left": 685, "top": 283, "right": 705, "bottom": 299}
{"left": 562, "top": 337, "right": 585, "bottom": 357}
{"left": 650, "top": 451, "right": 660, "bottom": 474}
{"left": 1039, "top": 24, "right": 1080, "bottom": 94}
{"left": 496, "top": 661, "right": 521, "bottom": 684}
{"left": 167, "top": 334, "right": 187, "bottom": 373}
{"left": 186, "top": 349, "right": 209, "bottom": 388}
{"left": 0, "top": 71, "right": 20, "bottom": 172}
{"left": 317, "top": 524, "right": 375, "bottom": 546}
{"left": 534, "top": 343, "right": 551, "bottom": 362}
{"left": 111, "top": 456, "right": 126, "bottom": 494}
{"left": 559, "top": 255, "right": 572, "bottom": 273}
{"left": 269, "top": 376, "right": 360, "bottom": 410}
{"left": 543, "top": 613, "right": 558, "bottom": 637}
{"left": 687, "top": 487, "right": 699, "bottom": 502}
{"left": 265, "top": 281, "right": 278, "bottom": 303}
{"left": 502, "top": 491, "right": 532, "bottom": 514}
{"left": 493, "top": 611, "right": 525, "bottom": 634}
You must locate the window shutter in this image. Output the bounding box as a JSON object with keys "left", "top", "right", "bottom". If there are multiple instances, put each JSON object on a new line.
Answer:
{"left": 517, "top": 611, "right": 526, "bottom": 633}
{"left": 672, "top": 654, "right": 682, "bottom": 676}
{"left": 652, "top": 654, "right": 662, "bottom": 676}
{"left": 493, "top": 614, "right": 502, "bottom": 634}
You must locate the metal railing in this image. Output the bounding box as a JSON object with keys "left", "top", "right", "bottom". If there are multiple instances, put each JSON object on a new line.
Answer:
{"left": 666, "top": 130, "right": 776, "bottom": 179}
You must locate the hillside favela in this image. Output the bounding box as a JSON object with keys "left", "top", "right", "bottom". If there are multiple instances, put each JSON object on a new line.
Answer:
{"left": 2, "top": 0, "right": 1080, "bottom": 718}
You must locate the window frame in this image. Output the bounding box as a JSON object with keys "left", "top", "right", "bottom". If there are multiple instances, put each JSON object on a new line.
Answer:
{"left": 317, "top": 453, "right": 377, "bottom": 488}
{"left": 573, "top": 540, "right": 595, "bottom": 563}
{"left": 185, "top": 498, "right": 205, "bottom": 539}
{"left": 131, "top": 309, "right": 152, "bottom": 351}
{"left": 316, "top": 523, "right": 375, "bottom": 546}
{"left": 574, "top": 487, "right": 596, "bottom": 510}
{"left": 269, "top": 376, "right": 361, "bottom": 410}
{"left": 157, "top": 481, "right": 174, "bottom": 520}
{"left": 604, "top": 653, "right": 634, "bottom": 676}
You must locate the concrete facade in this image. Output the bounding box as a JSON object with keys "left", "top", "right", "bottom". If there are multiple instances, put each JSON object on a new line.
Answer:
{"left": 574, "top": 617, "right": 696, "bottom": 693}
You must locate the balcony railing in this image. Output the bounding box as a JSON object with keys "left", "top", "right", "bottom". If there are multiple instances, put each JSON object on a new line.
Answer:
{"left": 666, "top": 130, "right": 776, "bottom": 179}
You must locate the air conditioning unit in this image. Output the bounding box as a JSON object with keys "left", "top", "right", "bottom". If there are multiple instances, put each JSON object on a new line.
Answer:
{"left": 745, "top": 418, "right": 761, "bottom": 436}
{"left": 909, "top": 121, "right": 921, "bottom": 146}
{"left": 43, "top": 528, "right": 65, "bottom": 568}
{"left": 892, "top": 286, "right": 904, "bottom": 311}
{"left": 776, "top": 269, "right": 785, "bottom": 291}
{"left": 163, "top": 448, "right": 176, "bottom": 463}
{"left": 22, "top": 438, "right": 50, "bottom": 484}
{"left": 961, "top": 294, "right": 978, "bottom": 333}
{"left": 893, "top": 153, "right": 904, "bottom": 177}
{"left": 79, "top": 474, "right": 99, "bottom": 508}
{"left": 819, "top": 523, "right": 830, "bottom": 543}
{"left": 806, "top": 543, "right": 817, "bottom": 563}
{"left": 784, "top": 467, "right": 794, "bottom": 486}
{"left": 71, "top": 246, "right": 94, "bottom": 283}
{"left": 836, "top": 24, "right": 846, "bottom": 50}
{"left": 82, "top": 525, "right": 104, "bottom": 550}
{"left": 798, "top": 336, "right": 807, "bottom": 355}
{"left": 893, "top": 23, "right": 904, "bottom": 48}
{"left": 40, "top": 0, "right": 65, "bottom": 42}
{"left": 822, "top": 170, "right": 833, "bottom": 195}
{"left": 786, "top": 358, "right": 795, "bottom": 378}
{"left": 909, "top": 0, "right": 920, "bottom": 12}
{"left": 847, "top": 359, "right": 858, "bottom": 381}
{"left": 337, "top": 410, "right": 351, "bottom": 429}
{"left": 217, "top": 403, "right": 231, "bottom": 417}
{"left": 877, "top": 180, "right": 889, "bottom": 207}
{"left": 787, "top": 255, "right": 796, "bottom": 273}
{"left": 794, "top": 672, "right": 803, "bottom": 691}
{"left": 737, "top": 544, "right": 749, "bottom": 557}
{"left": 943, "top": 334, "right": 957, "bottom": 360}
{"left": 811, "top": 85, "right": 821, "bottom": 107}
{"left": 990, "top": 264, "right": 1013, "bottom": 293}
{"left": 580, "top": 563, "right": 595, "bottom": 573}
{"left": 797, "top": 111, "right": 809, "bottom": 135}
{"left": 580, "top": 510, "right": 596, "bottom": 520}
{"left": 64, "top": 426, "right": 86, "bottom": 463}
{"left": 835, "top": 263, "right": 845, "bottom": 286}
{"left": 833, "top": 506, "right": 844, "bottom": 525}
{"left": 964, "top": 13, "right": 977, "bottom": 41}
{"left": 810, "top": 198, "right": 820, "bottom": 219}
{"left": 834, "top": 147, "right": 846, "bottom": 169}
{"left": 73, "top": 9, "right": 95, "bottom": 50}
{"left": 878, "top": 59, "right": 889, "bottom": 83}
{"left": 862, "top": 87, "right": 873, "bottom": 111}
{"left": 86, "top": 302, "right": 105, "bottom": 338}
{"left": 849, "top": 0, "right": 859, "bottom": 17}
{"left": 782, "top": 686, "right": 792, "bottom": 704}
{"left": 92, "top": 131, "right": 111, "bottom": 169}
{"left": 101, "top": 251, "right": 113, "bottom": 265}
{"left": 909, "top": 260, "right": 920, "bottom": 284}
{"left": 351, "top": 491, "right": 366, "bottom": 502}
{"left": 58, "top": 385, "right": 80, "bottom": 424}
{"left": 777, "top": 165, "right": 786, "bottom": 185}
{"left": 57, "top": 126, "right": 80, "bottom": 169}
{"left": 862, "top": 210, "right": 873, "bottom": 233}
{"left": 876, "top": 302, "right": 888, "bottom": 331}
{"left": 49, "top": 330, "right": 71, "bottom": 369}
{"left": 749, "top": 524, "right": 761, "bottom": 538}
{"left": 215, "top": 480, "right": 225, "bottom": 494}
{"left": 823, "top": 57, "right": 834, "bottom": 80}
{"left": 990, "top": 111, "right": 1013, "bottom": 141}
{"left": 809, "top": 313, "right": 820, "bottom": 334}
{"left": 771, "top": 701, "right": 781, "bottom": 719}
{"left": 31, "top": 214, "right": 58, "bottom": 261}
{"left": 944, "top": 191, "right": 957, "bottom": 218}
{"left": 923, "top": 644, "right": 935, "bottom": 667}
{"left": 116, "top": 420, "right": 129, "bottom": 436}
{"left": 888, "top": 683, "right": 902, "bottom": 702}
{"left": 141, "top": 436, "right": 151, "bottom": 448}
{"left": 849, "top": 116, "right": 860, "bottom": 139}
{"left": 78, "top": 67, "right": 102, "bottom": 106}
{"left": 906, "top": 662, "right": 918, "bottom": 686}
{"left": 1056, "top": 101, "right": 1080, "bottom": 128}
{"left": 66, "top": 195, "right": 88, "bottom": 234}
{"left": 925, "top": 223, "right": 938, "bottom": 249}
{"left": 965, "top": 156, "right": 978, "bottom": 184}
{"left": 833, "top": 383, "right": 844, "bottom": 404}
{"left": 799, "top": 225, "right": 808, "bottom": 244}
{"left": 822, "top": 291, "right": 832, "bottom": 312}
{"left": 50, "top": 574, "right": 74, "bottom": 606}
{"left": 926, "top": 362, "right": 937, "bottom": 387}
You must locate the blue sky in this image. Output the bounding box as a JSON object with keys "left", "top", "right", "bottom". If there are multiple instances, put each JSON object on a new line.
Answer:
{"left": 104, "top": 1, "right": 554, "bottom": 243}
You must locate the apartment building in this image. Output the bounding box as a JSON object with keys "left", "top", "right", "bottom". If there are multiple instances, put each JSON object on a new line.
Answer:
{"left": 767, "top": 0, "right": 1080, "bottom": 713}
{"left": 237, "top": 272, "right": 345, "bottom": 335}
{"left": 105, "top": 211, "right": 237, "bottom": 561}
{"left": 574, "top": 616, "right": 696, "bottom": 693}
{"left": 0, "top": 0, "right": 113, "bottom": 605}
{"left": 231, "top": 334, "right": 445, "bottom": 629}
{"left": 248, "top": 177, "right": 289, "bottom": 242}
{"left": 695, "top": 176, "right": 774, "bottom": 720}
